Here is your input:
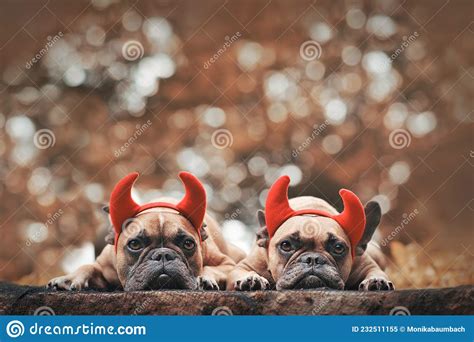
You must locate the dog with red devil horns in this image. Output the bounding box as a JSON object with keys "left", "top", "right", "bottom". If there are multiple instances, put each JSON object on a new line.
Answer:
{"left": 48, "top": 172, "right": 245, "bottom": 291}
{"left": 227, "top": 175, "right": 394, "bottom": 291}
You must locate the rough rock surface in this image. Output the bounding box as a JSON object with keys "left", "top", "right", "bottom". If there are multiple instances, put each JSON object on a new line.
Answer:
{"left": 0, "top": 282, "right": 472, "bottom": 315}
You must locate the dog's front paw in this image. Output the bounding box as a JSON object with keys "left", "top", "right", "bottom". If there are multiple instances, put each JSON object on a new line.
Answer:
{"left": 359, "top": 277, "right": 394, "bottom": 291}
{"left": 47, "top": 274, "right": 90, "bottom": 291}
{"left": 234, "top": 274, "right": 270, "bottom": 291}
{"left": 197, "top": 276, "right": 220, "bottom": 291}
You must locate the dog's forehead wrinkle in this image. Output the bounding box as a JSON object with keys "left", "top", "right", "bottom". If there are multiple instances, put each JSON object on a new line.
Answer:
{"left": 176, "top": 228, "right": 193, "bottom": 238}
{"left": 289, "top": 231, "right": 301, "bottom": 240}
{"left": 158, "top": 213, "right": 164, "bottom": 247}
{"left": 136, "top": 229, "right": 147, "bottom": 238}
{"left": 132, "top": 212, "right": 198, "bottom": 247}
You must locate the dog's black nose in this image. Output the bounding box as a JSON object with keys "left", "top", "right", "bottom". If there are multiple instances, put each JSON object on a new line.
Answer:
{"left": 151, "top": 248, "right": 177, "bottom": 262}
{"left": 300, "top": 253, "right": 326, "bottom": 266}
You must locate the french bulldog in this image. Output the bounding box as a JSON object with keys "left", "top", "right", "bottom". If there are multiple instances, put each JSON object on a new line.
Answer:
{"left": 228, "top": 175, "right": 394, "bottom": 291}
{"left": 48, "top": 172, "right": 245, "bottom": 291}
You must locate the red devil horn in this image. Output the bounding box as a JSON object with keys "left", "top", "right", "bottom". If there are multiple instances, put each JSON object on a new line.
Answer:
{"left": 176, "top": 171, "right": 207, "bottom": 231}
{"left": 110, "top": 172, "right": 141, "bottom": 239}
{"left": 334, "top": 189, "right": 366, "bottom": 255}
{"left": 265, "top": 176, "right": 296, "bottom": 238}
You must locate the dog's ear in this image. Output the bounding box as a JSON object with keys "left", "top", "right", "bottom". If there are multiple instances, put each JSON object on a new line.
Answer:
{"left": 256, "top": 210, "right": 269, "bottom": 248}
{"left": 105, "top": 230, "right": 115, "bottom": 245}
{"left": 355, "top": 201, "right": 382, "bottom": 256}
{"left": 104, "top": 230, "right": 115, "bottom": 245}
{"left": 257, "top": 209, "right": 266, "bottom": 228}
{"left": 200, "top": 222, "right": 209, "bottom": 241}
{"left": 99, "top": 204, "right": 115, "bottom": 245}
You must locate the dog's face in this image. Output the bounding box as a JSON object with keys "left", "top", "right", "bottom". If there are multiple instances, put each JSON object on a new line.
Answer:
{"left": 267, "top": 215, "right": 350, "bottom": 290}
{"left": 114, "top": 208, "right": 203, "bottom": 291}
{"left": 259, "top": 201, "right": 381, "bottom": 290}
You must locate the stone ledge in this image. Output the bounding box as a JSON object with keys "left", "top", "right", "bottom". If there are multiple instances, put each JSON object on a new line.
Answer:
{"left": 1, "top": 282, "right": 472, "bottom": 315}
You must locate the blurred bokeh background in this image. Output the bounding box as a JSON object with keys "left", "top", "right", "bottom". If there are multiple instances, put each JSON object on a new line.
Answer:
{"left": 0, "top": 0, "right": 472, "bottom": 289}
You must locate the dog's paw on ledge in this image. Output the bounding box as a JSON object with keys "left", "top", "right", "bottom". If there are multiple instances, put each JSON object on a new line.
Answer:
{"left": 0, "top": 282, "right": 472, "bottom": 315}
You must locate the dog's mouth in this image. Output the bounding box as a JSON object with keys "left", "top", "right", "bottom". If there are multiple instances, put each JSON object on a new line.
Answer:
{"left": 146, "top": 270, "right": 184, "bottom": 290}
{"left": 294, "top": 274, "right": 326, "bottom": 289}
{"left": 125, "top": 261, "right": 197, "bottom": 291}
{"left": 277, "top": 268, "right": 345, "bottom": 290}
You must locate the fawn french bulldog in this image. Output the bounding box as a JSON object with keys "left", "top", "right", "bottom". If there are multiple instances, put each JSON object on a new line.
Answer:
{"left": 228, "top": 175, "right": 394, "bottom": 291}
{"left": 48, "top": 172, "right": 245, "bottom": 291}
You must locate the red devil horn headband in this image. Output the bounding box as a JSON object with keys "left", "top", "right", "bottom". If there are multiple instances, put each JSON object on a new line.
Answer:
{"left": 110, "top": 172, "right": 207, "bottom": 250}
{"left": 265, "top": 176, "right": 366, "bottom": 258}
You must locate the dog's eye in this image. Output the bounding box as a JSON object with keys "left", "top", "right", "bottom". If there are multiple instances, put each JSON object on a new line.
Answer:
{"left": 183, "top": 239, "right": 196, "bottom": 250}
{"left": 279, "top": 240, "right": 293, "bottom": 252}
{"left": 127, "top": 239, "right": 144, "bottom": 251}
{"left": 333, "top": 243, "right": 346, "bottom": 255}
